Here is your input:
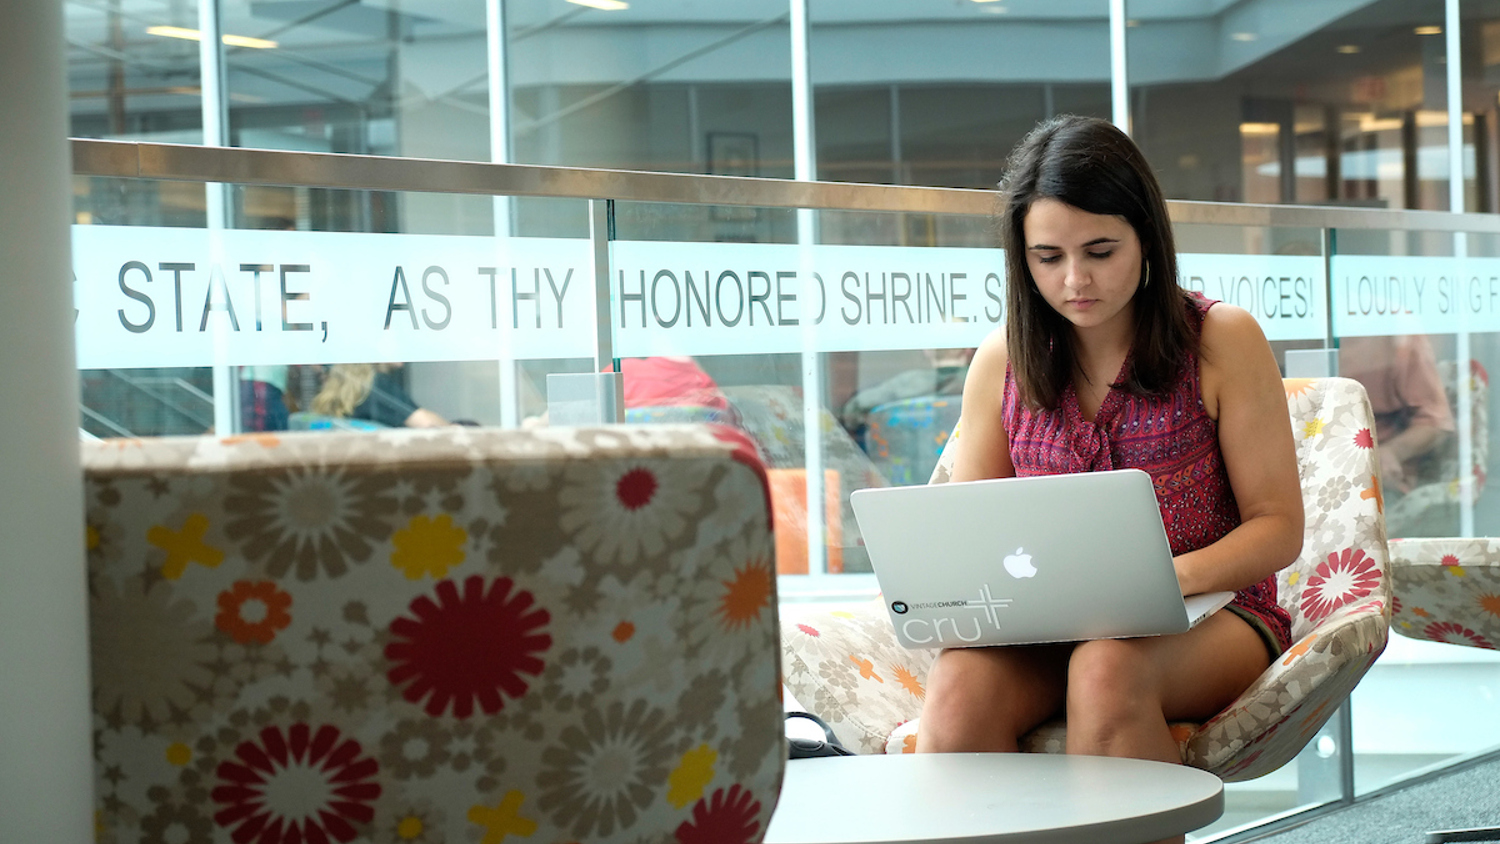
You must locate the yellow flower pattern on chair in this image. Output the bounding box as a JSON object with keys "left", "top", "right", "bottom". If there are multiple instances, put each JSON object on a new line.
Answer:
{"left": 390, "top": 513, "right": 468, "bottom": 580}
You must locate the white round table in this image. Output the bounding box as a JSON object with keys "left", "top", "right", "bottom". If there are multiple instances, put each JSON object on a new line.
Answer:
{"left": 763, "top": 753, "right": 1223, "bottom": 844}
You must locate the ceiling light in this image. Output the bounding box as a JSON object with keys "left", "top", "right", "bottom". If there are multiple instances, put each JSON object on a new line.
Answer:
{"left": 1337, "top": 44, "right": 1361, "bottom": 54}
{"left": 1239, "top": 122, "right": 1280, "bottom": 136}
{"left": 1358, "top": 116, "right": 1404, "bottom": 133}
{"left": 222, "top": 33, "right": 279, "bottom": 50}
{"left": 567, "top": 0, "right": 629, "bottom": 9}
{"left": 147, "top": 25, "right": 278, "bottom": 49}
{"left": 1230, "top": 32, "right": 1257, "bottom": 42}
{"left": 970, "top": 0, "right": 1005, "bottom": 3}
{"left": 1414, "top": 25, "right": 1443, "bottom": 35}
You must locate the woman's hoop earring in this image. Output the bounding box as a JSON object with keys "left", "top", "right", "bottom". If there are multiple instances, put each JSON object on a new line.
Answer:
{"left": 1141, "top": 259, "right": 1151, "bottom": 289}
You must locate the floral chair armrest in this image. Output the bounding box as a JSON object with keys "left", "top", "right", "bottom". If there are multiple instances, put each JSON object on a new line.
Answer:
{"left": 781, "top": 599, "right": 936, "bottom": 754}
{"left": 1389, "top": 537, "right": 1500, "bottom": 648}
{"left": 1185, "top": 595, "right": 1389, "bottom": 781}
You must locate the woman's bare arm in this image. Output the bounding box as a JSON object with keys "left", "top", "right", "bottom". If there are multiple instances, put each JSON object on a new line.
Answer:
{"left": 949, "top": 329, "right": 1018, "bottom": 483}
{"left": 1177, "top": 303, "right": 1304, "bottom": 595}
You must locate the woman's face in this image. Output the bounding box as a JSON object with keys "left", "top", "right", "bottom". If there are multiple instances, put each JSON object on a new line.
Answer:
{"left": 1022, "top": 197, "right": 1145, "bottom": 337}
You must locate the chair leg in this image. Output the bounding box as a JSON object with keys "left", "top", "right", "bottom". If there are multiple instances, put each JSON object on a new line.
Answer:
{"left": 1427, "top": 828, "right": 1500, "bottom": 843}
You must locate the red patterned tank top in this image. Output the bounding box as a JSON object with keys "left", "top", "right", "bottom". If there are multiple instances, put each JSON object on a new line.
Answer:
{"left": 1001, "top": 295, "right": 1292, "bottom": 653}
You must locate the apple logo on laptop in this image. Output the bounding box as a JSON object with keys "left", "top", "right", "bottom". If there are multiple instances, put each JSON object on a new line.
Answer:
{"left": 1003, "top": 547, "right": 1037, "bottom": 578}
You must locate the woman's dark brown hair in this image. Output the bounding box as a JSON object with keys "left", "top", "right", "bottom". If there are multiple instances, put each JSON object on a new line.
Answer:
{"left": 999, "top": 115, "right": 1195, "bottom": 409}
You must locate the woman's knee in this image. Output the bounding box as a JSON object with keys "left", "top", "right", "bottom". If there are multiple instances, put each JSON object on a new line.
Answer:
{"left": 919, "top": 648, "right": 1062, "bottom": 752}
{"left": 1066, "top": 639, "right": 1159, "bottom": 717}
{"left": 923, "top": 650, "right": 1012, "bottom": 725}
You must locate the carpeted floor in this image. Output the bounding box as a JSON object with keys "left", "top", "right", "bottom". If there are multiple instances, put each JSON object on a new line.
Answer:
{"left": 1245, "top": 755, "right": 1500, "bottom": 844}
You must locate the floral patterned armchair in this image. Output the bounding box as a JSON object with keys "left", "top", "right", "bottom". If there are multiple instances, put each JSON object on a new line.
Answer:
{"left": 721, "top": 385, "right": 889, "bottom": 573}
{"left": 862, "top": 394, "right": 964, "bottom": 487}
{"left": 1388, "top": 537, "right": 1500, "bottom": 649}
{"left": 84, "top": 424, "right": 784, "bottom": 844}
{"left": 781, "top": 377, "right": 1391, "bottom": 781}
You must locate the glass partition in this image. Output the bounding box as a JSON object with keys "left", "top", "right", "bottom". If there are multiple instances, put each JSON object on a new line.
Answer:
{"left": 73, "top": 181, "right": 597, "bottom": 438}
{"left": 610, "top": 202, "right": 997, "bottom": 586}
{"left": 1128, "top": 0, "right": 1462, "bottom": 211}
{"left": 1328, "top": 225, "right": 1500, "bottom": 796}
{"left": 809, "top": 0, "right": 1112, "bottom": 188}
{"left": 65, "top": 141, "right": 1500, "bottom": 840}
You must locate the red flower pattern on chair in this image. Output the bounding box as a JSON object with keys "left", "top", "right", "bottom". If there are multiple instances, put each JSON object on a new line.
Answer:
{"left": 616, "top": 468, "right": 658, "bottom": 510}
{"left": 211, "top": 723, "right": 381, "bottom": 843}
{"left": 1423, "top": 621, "right": 1495, "bottom": 650}
{"left": 386, "top": 575, "right": 552, "bottom": 718}
{"left": 1300, "top": 548, "right": 1382, "bottom": 622}
{"left": 674, "top": 785, "right": 763, "bottom": 844}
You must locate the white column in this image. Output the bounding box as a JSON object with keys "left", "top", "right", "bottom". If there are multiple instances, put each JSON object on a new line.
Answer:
{"left": 200, "top": 0, "right": 238, "bottom": 435}
{"left": 1448, "top": 0, "right": 1475, "bottom": 537}
{"left": 0, "top": 2, "right": 96, "bottom": 840}
{"left": 1110, "top": 0, "right": 1129, "bottom": 133}
{"left": 488, "top": 0, "right": 520, "bottom": 428}
{"left": 791, "top": 0, "right": 828, "bottom": 577}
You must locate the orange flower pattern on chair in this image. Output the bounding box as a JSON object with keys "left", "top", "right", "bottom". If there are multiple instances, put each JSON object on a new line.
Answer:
{"left": 84, "top": 424, "right": 783, "bottom": 844}
{"left": 215, "top": 581, "right": 292, "bottom": 644}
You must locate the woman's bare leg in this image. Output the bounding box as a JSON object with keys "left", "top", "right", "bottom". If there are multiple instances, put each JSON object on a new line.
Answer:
{"left": 916, "top": 643, "right": 1070, "bottom": 753}
{"left": 1064, "top": 612, "right": 1272, "bottom": 844}
{"left": 1064, "top": 611, "right": 1269, "bottom": 761}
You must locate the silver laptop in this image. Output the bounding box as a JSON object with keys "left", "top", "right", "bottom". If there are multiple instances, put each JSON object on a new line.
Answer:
{"left": 849, "top": 469, "right": 1235, "bottom": 649}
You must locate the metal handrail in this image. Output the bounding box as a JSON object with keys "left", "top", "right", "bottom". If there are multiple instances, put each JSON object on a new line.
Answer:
{"left": 71, "top": 138, "right": 1500, "bottom": 233}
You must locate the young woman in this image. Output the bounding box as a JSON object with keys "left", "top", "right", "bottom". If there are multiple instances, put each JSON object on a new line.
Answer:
{"left": 916, "top": 116, "right": 1303, "bottom": 781}
{"left": 311, "top": 363, "right": 450, "bottom": 428}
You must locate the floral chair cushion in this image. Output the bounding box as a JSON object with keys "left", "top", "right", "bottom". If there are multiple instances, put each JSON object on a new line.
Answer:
{"left": 287, "top": 411, "right": 385, "bottom": 432}
{"left": 781, "top": 377, "right": 1391, "bottom": 782}
{"left": 624, "top": 403, "right": 743, "bottom": 429}
{"left": 1388, "top": 537, "right": 1500, "bottom": 649}
{"left": 863, "top": 395, "right": 963, "bottom": 487}
{"left": 85, "top": 424, "right": 784, "bottom": 844}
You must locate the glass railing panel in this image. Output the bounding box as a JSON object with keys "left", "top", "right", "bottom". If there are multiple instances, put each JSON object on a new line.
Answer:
{"left": 1329, "top": 226, "right": 1500, "bottom": 797}
{"left": 1172, "top": 222, "right": 1331, "bottom": 378}
{"left": 609, "top": 202, "right": 999, "bottom": 593}
{"left": 72, "top": 182, "right": 597, "bottom": 437}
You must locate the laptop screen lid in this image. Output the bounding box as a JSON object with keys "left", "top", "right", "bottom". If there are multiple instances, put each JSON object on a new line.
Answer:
{"left": 850, "top": 469, "right": 1234, "bottom": 649}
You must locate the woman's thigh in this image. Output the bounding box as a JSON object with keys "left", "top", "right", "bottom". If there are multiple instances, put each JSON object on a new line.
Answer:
{"left": 1069, "top": 610, "right": 1272, "bottom": 722}
{"left": 925, "top": 642, "right": 1072, "bottom": 730}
